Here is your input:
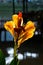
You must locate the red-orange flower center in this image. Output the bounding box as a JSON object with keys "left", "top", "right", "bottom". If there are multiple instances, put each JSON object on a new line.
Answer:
{"left": 14, "top": 26, "right": 25, "bottom": 34}
{"left": 18, "top": 12, "right": 22, "bottom": 18}
{"left": 18, "top": 12, "right": 23, "bottom": 27}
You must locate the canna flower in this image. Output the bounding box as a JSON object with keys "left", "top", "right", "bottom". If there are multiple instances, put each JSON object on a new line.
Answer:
{"left": 4, "top": 12, "right": 36, "bottom": 47}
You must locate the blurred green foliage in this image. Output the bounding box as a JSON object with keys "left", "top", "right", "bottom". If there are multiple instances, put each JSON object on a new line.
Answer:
{"left": 10, "top": 56, "right": 19, "bottom": 65}
{"left": 0, "top": 49, "right": 5, "bottom": 65}
{"left": 0, "top": 2, "right": 43, "bottom": 19}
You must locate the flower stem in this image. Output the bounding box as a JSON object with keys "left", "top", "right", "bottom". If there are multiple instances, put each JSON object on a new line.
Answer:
{"left": 14, "top": 41, "right": 17, "bottom": 57}
{"left": 14, "top": 38, "right": 20, "bottom": 65}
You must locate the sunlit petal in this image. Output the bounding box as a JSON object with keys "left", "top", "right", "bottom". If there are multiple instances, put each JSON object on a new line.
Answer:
{"left": 12, "top": 14, "right": 18, "bottom": 28}
{"left": 12, "top": 14, "right": 18, "bottom": 21}
{"left": 20, "top": 18, "right": 23, "bottom": 26}
{"left": 4, "top": 21, "right": 14, "bottom": 37}
{"left": 25, "top": 21, "right": 35, "bottom": 30}
{"left": 19, "top": 21, "right": 35, "bottom": 39}
{"left": 25, "top": 21, "right": 35, "bottom": 28}
{"left": 18, "top": 31, "right": 34, "bottom": 47}
{"left": 18, "top": 21, "right": 36, "bottom": 47}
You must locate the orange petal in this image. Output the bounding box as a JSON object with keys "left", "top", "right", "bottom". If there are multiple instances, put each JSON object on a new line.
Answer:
{"left": 12, "top": 14, "right": 19, "bottom": 28}
{"left": 4, "top": 21, "right": 14, "bottom": 37}
{"left": 19, "top": 21, "right": 35, "bottom": 39}
{"left": 12, "top": 14, "right": 23, "bottom": 28}
{"left": 25, "top": 21, "right": 35, "bottom": 31}
{"left": 18, "top": 31, "right": 34, "bottom": 47}
{"left": 18, "top": 21, "right": 36, "bottom": 47}
{"left": 12, "top": 14, "right": 18, "bottom": 21}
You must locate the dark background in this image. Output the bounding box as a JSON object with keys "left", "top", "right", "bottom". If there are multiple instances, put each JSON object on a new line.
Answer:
{"left": 0, "top": 0, "right": 43, "bottom": 65}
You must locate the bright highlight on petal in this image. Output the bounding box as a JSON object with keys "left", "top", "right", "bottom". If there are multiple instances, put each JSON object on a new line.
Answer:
{"left": 18, "top": 32, "right": 34, "bottom": 47}
{"left": 4, "top": 21, "right": 14, "bottom": 37}
{"left": 25, "top": 21, "right": 35, "bottom": 31}
{"left": 12, "top": 14, "right": 18, "bottom": 28}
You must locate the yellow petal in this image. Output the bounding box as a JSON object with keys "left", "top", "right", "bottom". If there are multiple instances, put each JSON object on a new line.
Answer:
{"left": 12, "top": 14, "right": 23, "bottom": 28}
{"left": 12, "top": 14, "right": 18, "bottom": 28}
{"left": 18, "top": 21, "right": 36, "bottom": 47}
{"left": 18, "top": 31, "right": 34, "bottom": 47}
{"left": 4, "top": 21, "right": 14, "bottom": 37}
{"left": 12, "top": 14, "right": 18, "bottom": 21}
{"left": 25, "top": 21, "right": 35, "bottom": 31}
{"left": 19, "top": 21, "right": 35, "bottom": 39}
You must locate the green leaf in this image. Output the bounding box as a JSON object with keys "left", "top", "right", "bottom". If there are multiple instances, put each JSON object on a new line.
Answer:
{"left": 10, "top": 56, "right": 19, "bottom": 65}
{"left": 0, "top": 49, "right": 5, "bottom": 65}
